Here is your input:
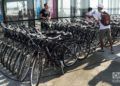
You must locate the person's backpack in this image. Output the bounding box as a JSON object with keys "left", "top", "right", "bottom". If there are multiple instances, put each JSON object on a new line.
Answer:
{"left": 101, "top": 11, "right": 110, "bottom": 26}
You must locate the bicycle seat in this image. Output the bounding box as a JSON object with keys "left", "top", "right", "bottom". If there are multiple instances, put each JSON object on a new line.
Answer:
{"left": 47, "top": 35, "right": 61, "bottom": 41}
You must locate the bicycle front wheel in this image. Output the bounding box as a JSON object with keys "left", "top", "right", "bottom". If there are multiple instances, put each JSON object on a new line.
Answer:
{"left": 63, "top": 43, "right": 78, "bottom": 67}
{"left": 53, "top": 42, "right": 78, "bottom": 67}
{"left": 30, "top": 52, "right": 45, "bottom": 86}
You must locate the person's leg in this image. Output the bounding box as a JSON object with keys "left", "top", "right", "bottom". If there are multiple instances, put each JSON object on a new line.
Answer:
{"left": 106, "top": 29, "right": 114, "bottom": 53}
{"left": 41, "top": 22, "right": 44, "bottom": 31}
{"left": 99, "top": 30, "right": 104, "bottom": 51}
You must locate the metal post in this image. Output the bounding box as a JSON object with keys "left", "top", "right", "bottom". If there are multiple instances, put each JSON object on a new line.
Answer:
{"left": 2, "top": 0, "right": 6, "bottom": 23}
{"left": 33, "top": 0, "right": 35, "bottom": 27}
{"left": 56, "top": 0, "right": 58, "bottom": 20}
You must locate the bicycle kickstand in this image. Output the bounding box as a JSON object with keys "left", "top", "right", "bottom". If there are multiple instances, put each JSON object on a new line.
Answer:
{"left": 60, "top": 61, "right": 65, "bottom": 74}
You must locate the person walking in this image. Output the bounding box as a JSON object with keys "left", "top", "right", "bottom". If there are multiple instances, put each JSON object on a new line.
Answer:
{"left": 92, "top": 3, "right": 114, "bottom": 53}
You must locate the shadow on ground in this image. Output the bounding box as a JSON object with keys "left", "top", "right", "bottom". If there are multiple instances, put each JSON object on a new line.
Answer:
{"left": 88, "top": 61, "right": 120, "bottom": 86}
{"left": 39, "top": 43, "right": 120, "bottom": 85}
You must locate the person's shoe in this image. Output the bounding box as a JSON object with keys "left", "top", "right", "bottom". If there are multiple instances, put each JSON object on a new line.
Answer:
{"left": 98, "top": 49, "right": 104, "bottom": 52}
{"left": 111, "top": 50, "right": 114, "bottom": 54}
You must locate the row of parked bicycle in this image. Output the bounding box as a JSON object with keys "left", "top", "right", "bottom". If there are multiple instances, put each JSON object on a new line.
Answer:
{"left": 0, "top": 15, "right": 119, "bottom": 86}
{"left": 0, "top": 23, "right": 81, "bottom": 86}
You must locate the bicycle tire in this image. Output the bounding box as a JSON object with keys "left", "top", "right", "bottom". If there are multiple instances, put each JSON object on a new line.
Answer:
{"left": 77, "top": 45, "right": 90, "bottom": 60}
{"left": 31, "top": 51, "right": 46, "bottom": 86}
{"left": 1, "top": 45, "right": 9, "bottom": 65}
{"left": 12, "top": 51, "right": 23, "bottom": 75}
{"left": 6, "top": 47, "right": 15, "bottom": 68}
{"left": 63, "top": 43, "right": 78, "bottom": 67}
{"left": 3, "top": 45, "right": 13, "bottom": 67}
{"left": 11, "top": 51, "right": 21, "bottom": 73}
{"left": 30, "top": 57, "right": 42, "bottom": 86}
{"left": 8, "top": 49, "right": 18, "bottom": 71}
{"left": 53, "top": 42, "right": 78, "bottom": 67}
{"left": 11, "top": 46, "right": 27, "bottom": 75}
{"left": 17, "top": 53, "right": 33, "bottom": 81}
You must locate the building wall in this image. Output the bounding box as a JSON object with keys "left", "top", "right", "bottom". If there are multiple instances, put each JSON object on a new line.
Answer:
{"left": 0, "top": 1, "right": 3, "bottom": 22}
{"left": 2, "top": 0, "right": 120, "bottom": 22}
